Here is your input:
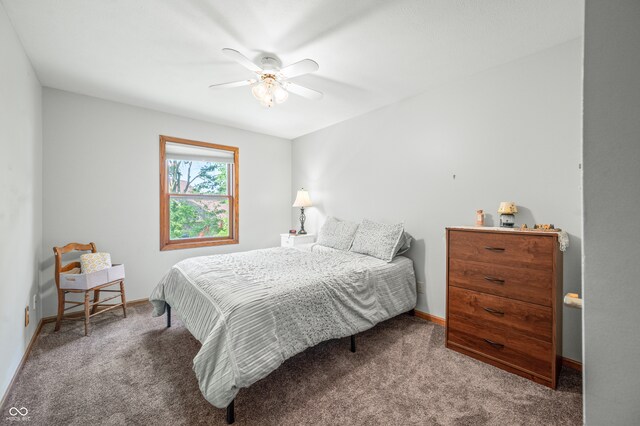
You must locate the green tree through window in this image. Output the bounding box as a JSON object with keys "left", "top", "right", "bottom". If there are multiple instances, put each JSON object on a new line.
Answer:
{"left": 167, "top": 160, "right": 230, "bottom": 239}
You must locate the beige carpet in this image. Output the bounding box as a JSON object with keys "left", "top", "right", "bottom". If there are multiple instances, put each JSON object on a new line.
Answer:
{"left": 1, "top": 303, "right": 582, "bottom": 425}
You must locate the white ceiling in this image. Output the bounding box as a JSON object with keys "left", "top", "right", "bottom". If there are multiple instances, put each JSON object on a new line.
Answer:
{"left": 2, "top": 0, "right": 583, "bottom": 139}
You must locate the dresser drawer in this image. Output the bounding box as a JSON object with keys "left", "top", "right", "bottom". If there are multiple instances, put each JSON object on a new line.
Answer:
{"left": 281, "top": 235, "right": 295, "bottom": 247}
{"left": 449, "top": 258, "right": 553, "bottom": 306}
{"left": 448, "top": 230, "right": 554, "bottom": 270}
{"left": 448, "top": 286, "right": 552, "bottom": 342}
{"left": 448, "top": 316, "right": 552, "bottom": 379}
{"left": 280, "top": 233, "right": 316, "bottom": 248}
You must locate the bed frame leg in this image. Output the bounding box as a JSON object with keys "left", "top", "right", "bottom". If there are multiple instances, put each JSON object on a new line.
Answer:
{"left": 226, "top": 399, "right": 235, "bottom": 424}
{"left": 351, "top": 335, "right": 356, "bottom": 353}
{"left": 166, "top": 304, "right": 172, "bottom": 328}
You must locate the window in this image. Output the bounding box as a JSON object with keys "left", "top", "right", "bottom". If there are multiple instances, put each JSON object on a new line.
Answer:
{"left": 159, "top": 135, "right": 239, "bottom": 250}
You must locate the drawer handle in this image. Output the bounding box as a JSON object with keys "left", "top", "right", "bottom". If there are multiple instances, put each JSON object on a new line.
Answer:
{"left": 484, "top": 246, "right": 505, "bottom": 252}
{"left": 483, "top": 276, "right": 505, "bottom": 284}
{"left": 483, "top": 307, "right": 505, "bottom": 316}
{"left": 483, "top": 338, "right": 505, "bottom": 349}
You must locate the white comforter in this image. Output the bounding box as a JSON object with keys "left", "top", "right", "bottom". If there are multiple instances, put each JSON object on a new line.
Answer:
{"left": 149, "top": 246, "right": 416, "bottom": 408}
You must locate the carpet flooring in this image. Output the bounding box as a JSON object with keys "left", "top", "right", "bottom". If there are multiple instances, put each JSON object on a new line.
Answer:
{"left": 1, "top": 303, "right": 582, "bottom": 425}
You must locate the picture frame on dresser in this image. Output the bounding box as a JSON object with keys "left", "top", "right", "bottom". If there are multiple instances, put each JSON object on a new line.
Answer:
{"left": 445, "top": 227, "right": 563, "bottom": 389}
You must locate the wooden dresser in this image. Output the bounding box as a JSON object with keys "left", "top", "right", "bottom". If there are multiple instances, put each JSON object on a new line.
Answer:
{"left": 446, "top": 227, "right": 563, "bottom": 388}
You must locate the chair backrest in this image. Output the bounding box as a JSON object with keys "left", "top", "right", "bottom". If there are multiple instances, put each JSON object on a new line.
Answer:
{"left": 53, "top": 242, "right": 97, "bottom": 289}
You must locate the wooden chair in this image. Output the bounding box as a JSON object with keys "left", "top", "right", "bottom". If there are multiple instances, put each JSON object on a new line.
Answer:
{"left": 53, "top": 242, "right": 127, "bottom": 336}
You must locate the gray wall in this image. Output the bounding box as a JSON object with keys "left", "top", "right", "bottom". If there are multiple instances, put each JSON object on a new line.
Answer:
{"left": 0, "top": 3, "right": 43, "bottom": 399}
{"left": 292, "top": 40, "right": 583, "bottom": 361}
{"left": 41, "top": 89, "right": 292, "bottom": 317}
{"left": 583, "top": 1, "right": 640, "bottom": 423}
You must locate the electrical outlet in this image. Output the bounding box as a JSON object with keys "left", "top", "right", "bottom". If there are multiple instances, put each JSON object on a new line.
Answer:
{"left": 416, "top": 281, "right": 425, "bottom": 294}
{"left": 25, "top": 306, "right": 29, "bottom": 327}
{"left": 32, "top": 294, "right": 37, "bottom": 309}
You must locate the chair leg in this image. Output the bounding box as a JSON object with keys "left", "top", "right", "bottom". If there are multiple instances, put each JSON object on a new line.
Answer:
{"left": 91, "top": 289, "right": 101, "bottom": 314}
{"left": 55, "top": 290, "right": 65, "bottom": 332}
{"left": 84, "top": 291, "right": 91, "bottom": 336}
{"left": 120, "top": 280, "right": 127, "bottom": 318}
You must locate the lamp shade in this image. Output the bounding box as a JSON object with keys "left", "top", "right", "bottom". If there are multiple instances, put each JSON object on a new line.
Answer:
{"left": 292, "top": 189, "right": 312, "bottom": 207}
{"left": 497, "top": 201, "right": 518, "bottom": 214}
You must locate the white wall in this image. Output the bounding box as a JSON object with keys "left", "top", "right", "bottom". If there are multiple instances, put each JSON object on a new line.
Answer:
{"left": 0, "top": 4, "right": 43, "bottom": 399}
{"left": 583, "top": 1, "right": 640, "bottom": 423}
{"left": 292, "top": 40, "right": 583, "bottom": 360}
{"left": 41, "top": 89, "right": 291, "bottom": 317}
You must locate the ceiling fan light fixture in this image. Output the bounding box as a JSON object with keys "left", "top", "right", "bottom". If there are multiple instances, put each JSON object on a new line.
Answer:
{"left": 260, "top": 95, "right": 275, "bottom": 108}
{"left": 273, "top": 84, "right": 289, "bottom": 104}
{"left": 251, "top": 82, "right": 267, "bottom": 100}
{"left": 251, "top": 76, "right": 288, "bottom": 108}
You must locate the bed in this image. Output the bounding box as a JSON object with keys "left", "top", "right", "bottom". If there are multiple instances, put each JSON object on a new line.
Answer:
{"left": 149, "top": 243, "right": 416, "bottom": 423}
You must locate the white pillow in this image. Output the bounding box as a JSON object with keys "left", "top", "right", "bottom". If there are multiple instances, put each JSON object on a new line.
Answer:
{"left": 350, "top": 219, "right": 405, "bottom": 262}
{"left": 316, "top": 217, "right": 359, "bottom": 250}
{"left": 396, "top": 232, "right": 413, "bottom": 256}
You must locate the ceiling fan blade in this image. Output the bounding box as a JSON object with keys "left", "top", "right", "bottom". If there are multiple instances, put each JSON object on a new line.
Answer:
{"left": 209, "top": 79, "right": 257, "bottom": 89}
{"left": 222, "top": 48, "right": 263, "bottom": 73}
{"left": 279, "top": 59, "right": 319, "bottom": 79}
{"left": 284, "top": 82, "right": 323, "bottom": 100}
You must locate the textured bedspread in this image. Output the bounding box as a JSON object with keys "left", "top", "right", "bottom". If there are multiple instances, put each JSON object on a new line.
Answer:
{"left": 149, "top": 246, "right": 416, "bottom": 408}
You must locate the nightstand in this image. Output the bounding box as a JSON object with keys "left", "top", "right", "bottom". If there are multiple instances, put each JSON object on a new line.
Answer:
{"left": 280, "top": 233, "right": 315, "bottom": 249}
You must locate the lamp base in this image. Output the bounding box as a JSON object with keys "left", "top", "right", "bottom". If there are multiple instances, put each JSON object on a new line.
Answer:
{"left": 297, "top": 207, "right": 307, "bottom": 235}
{"left": 500, "top": 214, "right": 516, "bottom": 228}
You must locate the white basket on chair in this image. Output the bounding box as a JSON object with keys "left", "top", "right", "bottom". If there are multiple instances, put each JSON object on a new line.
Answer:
{"left": 60, "top": 264, "right": 125, "bottom": 290}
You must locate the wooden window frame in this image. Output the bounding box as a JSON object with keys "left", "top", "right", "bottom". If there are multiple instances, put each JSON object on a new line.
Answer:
{"left": 159, "top": 135, "right": 239, "bottom": 251}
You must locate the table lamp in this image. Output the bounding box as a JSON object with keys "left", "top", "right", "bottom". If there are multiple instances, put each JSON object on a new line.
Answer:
{"left": 498, "top": 201, "right": 518, "bottom": 228}
{"left": 292, "top": 189, "right": 312, "bottom": 235}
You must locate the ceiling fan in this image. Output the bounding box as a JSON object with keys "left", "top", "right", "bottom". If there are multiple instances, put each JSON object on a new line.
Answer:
{"left": 209, "top": 48, "right": 323, "bottom": 108}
